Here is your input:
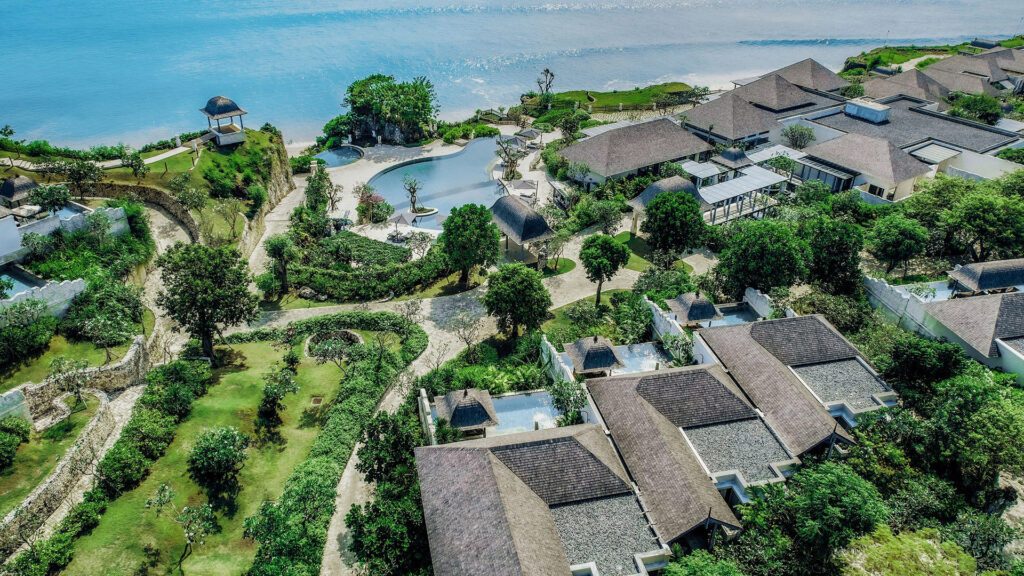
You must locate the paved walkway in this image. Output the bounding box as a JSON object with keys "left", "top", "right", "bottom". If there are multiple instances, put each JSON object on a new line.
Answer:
{"left": 8, "top": 145, "right": 194, "bottom": 172}
{"left": 248, "top": 173, "right": 309, "bottom": 277}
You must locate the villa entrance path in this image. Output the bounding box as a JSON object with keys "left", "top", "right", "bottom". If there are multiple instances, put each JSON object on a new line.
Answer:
{"left": 248, "top": 173, "right": 308, "bottom": 277}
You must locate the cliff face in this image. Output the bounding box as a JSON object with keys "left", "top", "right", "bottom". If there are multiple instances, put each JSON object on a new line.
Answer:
{"left": 237, "top": 129, "right": 294, "bottom": 260}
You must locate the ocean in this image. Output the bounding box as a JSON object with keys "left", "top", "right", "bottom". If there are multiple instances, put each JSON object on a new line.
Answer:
{"left": 3, "top": 0, "right": 1020, "bottom": 147}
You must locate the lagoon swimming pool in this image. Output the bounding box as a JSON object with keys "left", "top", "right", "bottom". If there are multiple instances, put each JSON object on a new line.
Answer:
{"left": 55, "top": 204, "right": 87, "bottom": 220}
{"left": 368, "top": 137, "right": 503, "bottom": 229}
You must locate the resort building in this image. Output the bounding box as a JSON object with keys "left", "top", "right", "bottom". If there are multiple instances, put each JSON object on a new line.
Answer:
{"left": 757, "top": 58, "right": 851, "bottom": 93}
{"left": 415, "top": 425, "right": 668, "bottom": 576}
{"left": 0, "top": 176, "right": 37, "bottom": 209}
{"left": 489, "top": 194, "right": 553, "bottom": 263}
{"left": 864, "top": 259, "right": 1024, "bottom": 382}
{"left": 698, "top": 315, "right": 895, "bottom": 443}
{"left": 800, "top": 132, "right": 932, "bottom": 200}
{"left": 862, "top": 69, "right": 951, "bottom": 107}
{"left": 559, "top": 118, "right": 711, "bottom": 188}
{"left": 922, "top": 54, "right": 1011, "bottom": 96}
{"left": 729, "top": 74, "right": 846, "bottom": 126}
{"left": 680, "top": 93, "right": 779, "bottom": 147}
{"left": 201, "top": 96, "right": 247, "bottom": 146}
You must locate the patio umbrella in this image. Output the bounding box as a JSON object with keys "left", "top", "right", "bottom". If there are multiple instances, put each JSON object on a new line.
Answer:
{"left": 388, "top": 211, "right": 416, "bottom": 232}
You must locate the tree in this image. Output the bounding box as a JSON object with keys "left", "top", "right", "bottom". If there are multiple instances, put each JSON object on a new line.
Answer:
{"left": 839, "top": 526, "right": 977, "bottom": 576}
{"left": 664, "top": 551, "right": 744, "bottom": 576}
{"left": 867, "top": 213, "right": 928, "bottom": 275}
{"left": 83, "top": 312, "right": 136, "bottom": 363}
{"left": 765, "top": 154, "right": 797, "bottom": 183}
{"left": 403, "top": 175, "right": 421, "bottom": 212}
{"left": 355, "top": 411, "right": 420, "bottom": 485}
{"left": 717, "top": 220, "right": 809, "bottom": 296}
{"left": 547, "top": 378, "right": 587, "bottom": 426}
{"left": 169, "top": 174, "right": 208, "bottom": 212}
{"left": 309, "top": 337, "right": 356, "bottom": 371}
{"left": 147, "top": 483, "right": 218, "bottom": 570}
{"left": 495, "top": 137, "right": 526, "bottom": 180}
{"left": 546, "top": 228, "right": 571, "bottom": 270}
{"left": 0, "top": 277, "right": 12, "bottom": 300}
{"left": 792, "top": 179, "right": 831, "bottom": 206}
{"left": 558, "top": 111, "right": 587, "bottom": 143}
{"left": 591, "top": 199, "right": 623, "bottom": 234}
{"left": 800, "top": 216, "right": 862, "bottom": 294}
{"left": 537, "top": 68, "right": 556, "bottom": 96}
{"left": 781, "top": 124, "right": 816, "bottom": 149}
{"left": 187, "top": 426, "right": 250, "bottom": 499}
{"left": 0, "top": 299, "right": 57, "bottom": 365}
{"left": 641, "top": 191, "right": 705, "bottom": 257}
{"left": 949, "top": 93, "right": 1002, "bottom": 125}
{"left": 579, "top": 234, "right": 630, "bottom": 306}
{"left": 439, "top": 203, "right": 500, "bottom": 285}
{"left": 263, "top": 234, "right": 298, "bottom": 293}
{"left": 407, "top": 231, "right": 433, "bottom": 260}
{"left": 48, "top": 356, "right": 90, "bottom": 409}
{"left": 944, "top": 188, "right": 1024, "bottom": 262}
{"left": 345, "top": 482, "right": 431, "bottom": 576}
{"left": 447, "top": 310, "right": 482, "bottom": 363}
{"left": 341, "top": 74, "right": 438, "bottom": 144}
{"left": 941, "top": 511, "right": 1018, "bottom": 571}
{"left": 257, "top": 367, "right": 299, "bottom": 440}
{"left": 156, "top": 243, "right": 259, "bottom": 361}
{"left": 62, "top": 159, "right": 103, "bottom": 199}
{"left": 120, "top": 150, "right": 150, "bottom": 180}
{"left": 85, "top": 210, "right": 112, "bottom": 247}
{"left": 27, "top": 183, "right": 70, "bottom": 213}
{"left": 215, "top": 198, "right": 245, "bottom": 241}
{"left": 483, "top": 263, "right": 551, "bottom": 336}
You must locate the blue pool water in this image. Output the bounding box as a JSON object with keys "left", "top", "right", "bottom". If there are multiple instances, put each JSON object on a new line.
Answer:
{"left": 368, "top": 137, "right": 502, "bottom": 228}
{"left": 0, "top": 269, "right": 43, "bottom": 297}
{"left": 702, "top": 303, "right": 760, "bottom": 327}
{"left": 315, "top": 146, "right": 362, "bottom": 168}
{"left": 489, "top": 391, "right": 560, "bottom": 436}
{"left": 3, "top": 2, "right": 1016, "bottom": 147}
{"left": 55, "top": 205, "right": 85, "bottom": 219}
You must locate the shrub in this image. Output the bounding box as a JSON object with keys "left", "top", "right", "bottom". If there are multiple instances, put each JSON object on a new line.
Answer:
{"left": 0, "top": 299, "right": 58, "bottom": 367}
{"left": 59, "top": 282, "right": 143, "bottom": 343}
{"left": 187, "top": 426, "right": 250, "bottom": 497}
{"left": 0, "top": 431, "right": 21, "bottom": 470}
{"left": 96, "top": 441, "right": 152, "bottom": 498}
{"left": 120, "top": 408, "right": 176, "bottom": 460}
{"left": 0, "top": 415, "right": 32, "bottom": 442}
{"left": 289, "top": 154, "right": 325, "bottom": 174}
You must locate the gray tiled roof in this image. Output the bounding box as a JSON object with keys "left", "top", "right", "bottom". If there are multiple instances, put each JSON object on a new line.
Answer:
{"left": 560, "top": 118, "right": 711, "bottom": 178}
{"left": 948, "top": 258, "right": 1024, "bottom": 292}
{"left": 810, "top": 96, "right": 1017, "bottom": 153}
{"left": 928, "top": 54, "right": 1009, "bottom": 82}
{"left": 862, "top": 69, "right": 950, "bottom": 104}
{"left": 0, "top": 176, "right": 37, "bottom": 201}
{"left": 978, "top": 47, "right": 1024, "bottom": 75}
{"left": 682, "top": 93, "right": 779, "bottom": 140}
{"left": 587, "top": 366, "right": 741, "bottom": 543}
{"left": 566, "top": 336, "right": 624, "bottom": 374}
{"left": 769, "top": 58, "right": 850, "bottom": 92}
{"left": 700, "top": 316, "right": 855, "bottom": 454}
{"left": 749, "top": 315, "right": 860, "bottom": 366}
{"left": 416, "top": 425, "right": 635, "bottom": 576}
{"left": 434, "top": 388, "right": 499, "bottom": 431}
{"left": 633, "top": 364, "right": 756, "bottom": 428}
{"left": 732, "top": 74, "right": 816, "bottom": 112}
{"left": 921, "top": 67, "right": 1003, "bottom": 97}
{"left": 490, "top": 195, "right": 554, "bottom": 244}
{"left": 803, "top": 133, "right": 931, "bottom": 186}
{"left": 666, "top": 292, "right": 722, "bottom": 323}
{"left": 628, "top": 176, "right": 706, "bottom": 212}
{"left": 925, "top": 292, "right": 1024, "bottom": 358}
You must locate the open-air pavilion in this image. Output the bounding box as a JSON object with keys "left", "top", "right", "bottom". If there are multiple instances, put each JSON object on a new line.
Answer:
{"left": 695, "top": 165, "right": 785, "bottom": 224}
{"left": 201, "top": 96, "right": 247, "bottom": 146}
{"left": 490, "top": 194, "right": 554, "bottom": 265}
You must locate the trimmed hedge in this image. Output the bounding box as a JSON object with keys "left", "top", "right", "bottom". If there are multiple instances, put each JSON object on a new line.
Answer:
{"left": 4, "top": 360, "right": 213, "bottom": 574}
{"left": 234, "top": 312, "right": 427, "bottom": 576}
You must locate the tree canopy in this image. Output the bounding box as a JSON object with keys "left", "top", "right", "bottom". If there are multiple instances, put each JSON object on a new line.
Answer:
{"left": 483, "top": 263, "right": 551, "bottom": 336}
{"left": 439, "top": 203, "right": 500, "bottom": 285}
{"left": 334, "top": 74, "right": 439, "bottom": 144}
{"left": 800, "top": 216, "right": 863, "bottom": 294}
{"left": 579, "top": 234, "right": 630, "bottom": 306}
{"left": 717, "top": 220, "right": 809, "bottom": 296}
{"left": 641, "top": 191, "right": 706, "bottom": 256}
{"left": 866, "top": 213, "right": 928, "bottom": 275}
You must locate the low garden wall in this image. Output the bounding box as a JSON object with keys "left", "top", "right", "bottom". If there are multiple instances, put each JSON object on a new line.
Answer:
{"left": 93, "top": 183, "right": 200, "bottom": 242}
{"left": 0, "top": 393, "right": 117, "bottom": 561}
{"left": 0, "top": 278, "right": 86, "bottom": 317}
{"left": 18, "top": 336, "right": 149, "bottom": 423}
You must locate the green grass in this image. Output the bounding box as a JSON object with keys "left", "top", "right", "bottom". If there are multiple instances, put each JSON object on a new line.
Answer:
{"left": 62, "top": 341, "right": 343, "bottom": 576}
{"left": 542, "top": 289, "right": 629, "bottom": 340}
{"left": 614, "top": 232, "right": 655, "bottom": 272}
{"left": 0, "top": 336, "right": 134, "bottom": 394}
{"left": 541, "top": 258, "right": 576, "bottom": 278}
{"left": 394, "top": 268, "right": 487, "bottom": 301}
{"left": 0, "top": 395, "right": 99, "bottom": 518}
{"left": 915, "top": 57, "right": 942, "bottom": 69}
{"left": 1002, "top": 36, "right": 1024, "bottom": 48}
{"left": 553, "top": 82, "right": 692, "bottom": 108}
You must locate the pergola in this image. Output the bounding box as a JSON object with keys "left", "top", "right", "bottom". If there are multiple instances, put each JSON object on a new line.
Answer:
{"left": 200, "top": 96, "right": 247, "bottom": 146}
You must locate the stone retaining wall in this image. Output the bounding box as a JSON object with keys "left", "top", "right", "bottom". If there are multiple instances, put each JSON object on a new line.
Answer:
{"left": 93, "top": 183, "right": 200, "bottom": 242}
{"left": 19, "top": 336, "right": 149, "bottom": 423}
{"left": 0, "top": 393, "right": 116, "bottom": 561}
{"left": 0, "top": 278, "right": 86, "bottom": 317}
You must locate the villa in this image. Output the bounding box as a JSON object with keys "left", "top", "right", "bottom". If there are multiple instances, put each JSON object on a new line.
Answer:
{"left": 862, "top": 69, "right": 951, "bottom": 107}
{"left": 415, "top": 425, "right": 668, "bottom": 576}
{"left": 922, "top": 54, "right": 1011, "bottom": 96}
{"left": 559, "top": 118, "right": 711, "bottom": 188}
{"left": 734, "top": 58, "right": 851, "bottom": 93}
{"left": 681, "top": 93, "right": 779, "bottom": 148}
{"left": 865, "top": 259, "right": 1024, "bottom": 381}
{"left": 697, "top": 315, "right": 895, "bottom": 444}
{"left": 800, "top": 132, "right": 932, "bottom": 200}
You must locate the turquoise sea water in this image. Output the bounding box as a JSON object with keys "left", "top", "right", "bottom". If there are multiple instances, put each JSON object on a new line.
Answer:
{"left": 4, "top": 1, "right": 1019, "bottom": 146}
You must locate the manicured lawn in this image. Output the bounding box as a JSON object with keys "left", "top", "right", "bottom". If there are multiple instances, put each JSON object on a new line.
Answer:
{"left": 394, "top": 268, "right": 487, "bottom": 301}
{"left": 541, "top": 258, "right": 576, "bottom": 278}
{"left": 0, "top": 336, "right": 134, "bottom": 394}
{"left": 194, "top": 198, "right": 247, "bottom": 244}
{"left": 915, "top": 57, "right": 942, "bottom": 69}
{"left": 614, "top": 232, "right": 655, "bottom": 272}
{"left": 1002, "top": 36, "right": 1024, "bottom": 48}
{"left": 0, "top": 395, "right": 98, "bottom": 518}
{"left": 542, "top": 289, "right": 628, "bottom": 343}
{"left": 554, "top": 82, "right": 692, "bottom": 108}
{"left": 62, "top": 342, "right": 343, "bottom": 576}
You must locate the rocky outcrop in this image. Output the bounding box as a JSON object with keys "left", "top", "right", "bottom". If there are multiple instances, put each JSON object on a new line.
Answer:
{"left": 236, "top": 131, "right": 295, "bottom": 260}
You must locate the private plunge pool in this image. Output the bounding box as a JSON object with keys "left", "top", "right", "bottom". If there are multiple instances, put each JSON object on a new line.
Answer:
{"left": 315, "top": 145, "right": 363, "bottom": 168}
{"left": 367, "top": 137, "right": 503, "bottom": 229}
{"left": 0, "top": 266, "right": 44, "bottom": 298}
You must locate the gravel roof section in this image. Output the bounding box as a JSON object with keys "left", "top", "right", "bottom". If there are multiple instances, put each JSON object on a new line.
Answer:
{"left": 434, "top": 388, "right": 499, "bottom": 430}
{"left": 551, "top": 494, "right": 660, "bottom": 576}
{"left": 700, "top": 316, "right": 854, "bottom": 454}
{"left": 793, "top": 359, "right": 890, "bottom": 412}
{"left": 560, "top": 117, "right": 712, "bottom": 178}
{"left": 803, "top": 132, "right": 931, "bottom": 187}
{"left": 1002, "top": 336, "right": 1024, "bottom": 355}
{"left": 811, "top": 97, "right": 1018, "bottom": 153}
{"left": 925, "top": 292, "right": 1024, "bottom": 358}
{"left": 684, "top": 418, "right": 791, "bottom": 483}
{"left": 948, "top": 258, "right": 1024, "bottom": 292}
{"left": 416, "top": 424, "right": 635, "bottom": 576}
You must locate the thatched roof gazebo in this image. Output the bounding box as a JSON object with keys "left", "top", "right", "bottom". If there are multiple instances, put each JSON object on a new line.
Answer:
{"left": 433, "top": 388, "right": 499, "bottom": 434}
{"left": 565, "top": 336, "right": 624, "bottom": 376}
{"left": 0, "top": 176, "right": 38, "bottom": 208}
{"left": 490, "top": 194, "right": 554, "bottom": 261}
{"left": 201, "top": 96, "right": 247, "bottom": 146}
{"left": 666, "top": 292, "right": 722, "bottom": 326}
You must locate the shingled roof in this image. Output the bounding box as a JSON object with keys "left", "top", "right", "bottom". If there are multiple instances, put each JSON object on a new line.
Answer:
{"left": 948, "top": 259, "right": 1024, "bottom": 293}
{"left": 0, "top": 176, "right": 38, "bottom": 202}
{"left": 769, "top": 58, "right": 850, "bottom": 92}
{"left": 433, "top": 388, "right": 499, "bottom": 431}
{"left": 490, "top": 195, "right": 554, "bottom": 244}
{"left": 200, "top": 96, "right": 246, "bottom": 120}
{"left": 927, "top": 54, "right": 1009, "bottom": 82}
{"left": 682, "top": 93, "right": 779, "bottom": 141}
{"left": 862, "top": 69, "right": 950, "bottom": 104}
{"left": 921, "top": 67, "right": 1002, "bottom": 96}
{"left": 559, "top": 118, "right": 711, "bottom": 178}
{"left": 416, "top": 425, "right": 638, "bottom": 576}
{"left": 700, "top": 316, "right": 855, "bottom": 454}
{"left": 565, "top": 336, "right": 624, "bottom": 374}
{"left": 925, "top": 292, "right": 1024, "bottom": 358}
{"left": 977, "top": 47, "right": 1024, "bottom": 75}
{"left": 732, "top": 74, "right": 816, "bottom": 112}
{"left": 666, "top": 292, "right": 722, "bottom": 324}
{"left": 803, "top": 133, "right": 931, "bottom": 187}
{"left": 587, "top": 366, "right": 742, "bottom": 543}
{"left": 628, "top": 177, "right": 706, "bottom": 213}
